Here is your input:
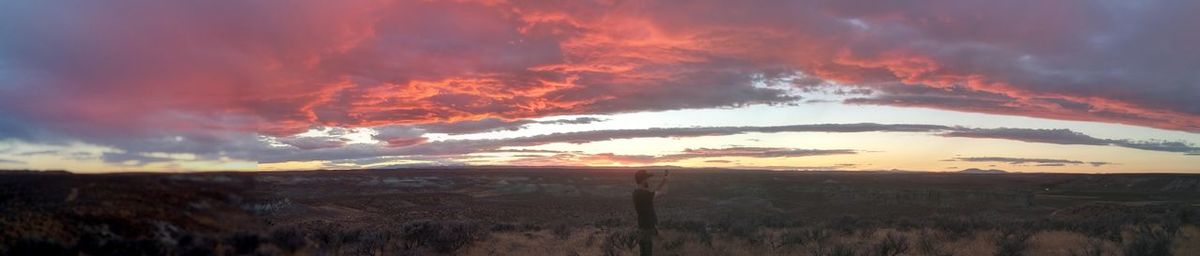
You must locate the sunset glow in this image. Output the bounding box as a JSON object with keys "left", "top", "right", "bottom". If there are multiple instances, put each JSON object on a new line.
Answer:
{"left": 1, "top": 0, "right": 1198, "bottom": 173}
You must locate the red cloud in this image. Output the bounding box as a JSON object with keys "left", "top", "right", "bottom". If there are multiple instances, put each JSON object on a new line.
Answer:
{"left": 1, "top": 0, "right": 1198, "bottom": 158}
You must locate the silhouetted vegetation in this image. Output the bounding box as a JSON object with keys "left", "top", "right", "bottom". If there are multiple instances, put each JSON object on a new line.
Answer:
{"left": 2, "top": 169, "right": 1198, "bottom": 255}
{"left": 1125, "top": 226, "right": 1174, "bottom": 256}
{"left": 872, "top": 232, "right": 909, "bottom": 256}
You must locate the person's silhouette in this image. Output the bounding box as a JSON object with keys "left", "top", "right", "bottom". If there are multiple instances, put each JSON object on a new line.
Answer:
{"left": 632, "top": 169, "right": 668, "bottom": 256}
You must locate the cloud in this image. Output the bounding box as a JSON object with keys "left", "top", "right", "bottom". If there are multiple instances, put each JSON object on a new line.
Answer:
{"left": 949, "top": 157, "right": 1112, "bottom": 166}
{"left": 321, "top": 154, "right": 483, "bottom": 169}
{"left": 677, "top": 147, "right": 856, "bottom": 159}
{"left": 278, "top": 136, "right": 349, "bottom": 150}
{"left": 545, "top": 117, "right": 606, "bottom": 125}
{"left": 254, "top": 123, "right": 931, "bottom": 163}
{"left": 3, "top": 0, "right": 1199, "bottom": 164}
{"left": 1110, "top": 140, "right": 1200, "bottom": 154}
{"left": 252, "top": 123, "right": 1195, "bottom": 164}
{"left": 415, "top": 117, "right": 606, "bottom": 134}
{"left": 500, "top": 123, "right": 952, "bottom": 145}
{"left": 0, "top": 158, "right": 24, "bottom": 165}
{"left": 483, "top": 149, "right": 575, "bottom": 154}
{"left": 414, "top": 119, "right": 537, "bottom": 135}
{"left": 505, "top": 147, "right": 855, "bottom": 166}
{"left": 940, "top": 128, "right": 1109, "bottom": 145}
{"left": 371, "top": 126, "right": 428, "bottom": 147}
{"left": 941, "top": 128, "right": 1200, "bottom": 154}
{"left": 15, "top": 150, "right": 59, "bottom": 156}
{"left": 842, "top": 85, "right": 1193, "bottom": 132}
{"left": 100, "top": 152, "right": 173, "bottom": 166}
{"left": 10, "top": 150, "right": 94, "bottom": 161}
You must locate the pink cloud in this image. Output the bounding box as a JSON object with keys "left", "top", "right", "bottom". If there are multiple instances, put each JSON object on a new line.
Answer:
{"left": 1, "top": 0, "right": 1198, "bottom": 165}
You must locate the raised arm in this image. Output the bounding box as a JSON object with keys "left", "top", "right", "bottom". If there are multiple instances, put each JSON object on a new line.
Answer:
{"left": 654, "top": 170, "right": 669, "bottom": 197}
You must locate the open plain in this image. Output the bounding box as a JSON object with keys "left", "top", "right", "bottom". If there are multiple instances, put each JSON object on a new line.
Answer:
{"left": 2, "top": 168, "right": 1198, "bottom": 255}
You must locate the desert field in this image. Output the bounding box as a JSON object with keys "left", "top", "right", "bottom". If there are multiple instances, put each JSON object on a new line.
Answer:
{"left": 1, "top": 168, "right": 1198, "bottom": 255}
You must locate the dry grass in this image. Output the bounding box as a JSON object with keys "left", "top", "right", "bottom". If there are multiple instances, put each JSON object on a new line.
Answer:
{"left": 1028, "top": 230, "right": 1120, "bottom": 256}
{"left": 1174, "top": 226, "right": 1200, "bottom": 255}
{"left": 454, "top": 225, "right": 1200, "bottom": 256}
{"left": 3, "top": 170, "right": 1198, "bottom": 255}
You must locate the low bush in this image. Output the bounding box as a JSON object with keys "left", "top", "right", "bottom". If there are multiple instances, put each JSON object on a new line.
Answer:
{"left": 399, "top": 220, "right": 483, "bottom": 253}
{"left": 994, "top": 229, "right": 1030, "bottom": 256}
{"left": 872, "top": 232, "right": 909, "bottom": 256}
{"left": 601, "top": 229, "right": 638, "bottom": 256}
{"left": 269, "top": 227, "right": 306, "bottom": 253}
{"left": 1123, "top": 226, "right": 1173, "bottom": 256}
{"left": 226, "top": 232, "right": 262, "bottom": 255}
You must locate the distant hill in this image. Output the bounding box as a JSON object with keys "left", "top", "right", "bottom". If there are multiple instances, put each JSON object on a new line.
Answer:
{"left": 958, "top": 168, "right": 1009, "bottom": 174}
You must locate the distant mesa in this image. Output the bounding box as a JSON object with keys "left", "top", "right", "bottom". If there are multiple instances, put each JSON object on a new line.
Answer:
{"left": 958, "top": 168, "right": 1009, "bottom": 174}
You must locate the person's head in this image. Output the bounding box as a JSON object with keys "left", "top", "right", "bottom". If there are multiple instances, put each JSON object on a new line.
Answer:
{"left": 634, "top": 170, "right": 654, "bottom": 188}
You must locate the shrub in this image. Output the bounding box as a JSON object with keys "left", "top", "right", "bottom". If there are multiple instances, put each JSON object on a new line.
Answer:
{"left": 76, "top": 238, "right": 167, "bottom": 256}
{"left": 490, "top": 223, "right": 519, "bottom": 232}
{"left": 916, "top": 230, "right": 949, "bottom": 256}
{"left": 348, "top": 230, "right": 390, "bottom": 256}
{"left": 592, "top": 218, "right": 625, "bottom": 228}
{"left": 1124, "top": 226, "right": 1173, "bottom": 256}
{"left": 663, "top": 236, "right": 686, "bottom": 250}
{"left": 994, "top": 229, "right": 1030, "bottom": 256}
{"left": 399, "top": 220, "right": 482, "bottom": 253}
{"left": 6, "top": 237, "right": 72, "bottom": 256}
{"left": 780, "top": 228, "right": 829, "bottom": 247}
{"left": 827, "top": 243, "right": 858, "bottom": 256}
{"left": 269, "top": 227, "right": 307, "bottom": 253}
{"left": 872, "top": 232, "right": 910, "bottom": 256}
{"left": 1068, "top": 238, "right": 1106, "bottom": 256}
{"left": 933, "top": 216, "right": 981, "bottom": 237}
{"left": 662, "top": 220, "right": 712, "bottom": 246}
{"left": 552, "top": 224, "right": 572, "bottom": 240}
{"left": 601, "top": 229, "right": 638, "bottom": 256}
{"left": 175, "top": 234, "right": 217, "bottom": 256}
{"left": 830, "top": 215, "right": 876, "bottom": 234}
{"left": 226, "top": 232, "right": 262, "bottom": 255}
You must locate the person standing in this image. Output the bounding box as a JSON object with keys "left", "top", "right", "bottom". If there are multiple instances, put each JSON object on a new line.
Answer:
{"left": 632, "top": 169, "right": 668, "bottom": 256}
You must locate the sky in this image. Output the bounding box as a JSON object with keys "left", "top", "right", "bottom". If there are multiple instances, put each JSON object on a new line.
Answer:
{"left": 0, "top": 0, "right": 1198, "bottom": 173}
